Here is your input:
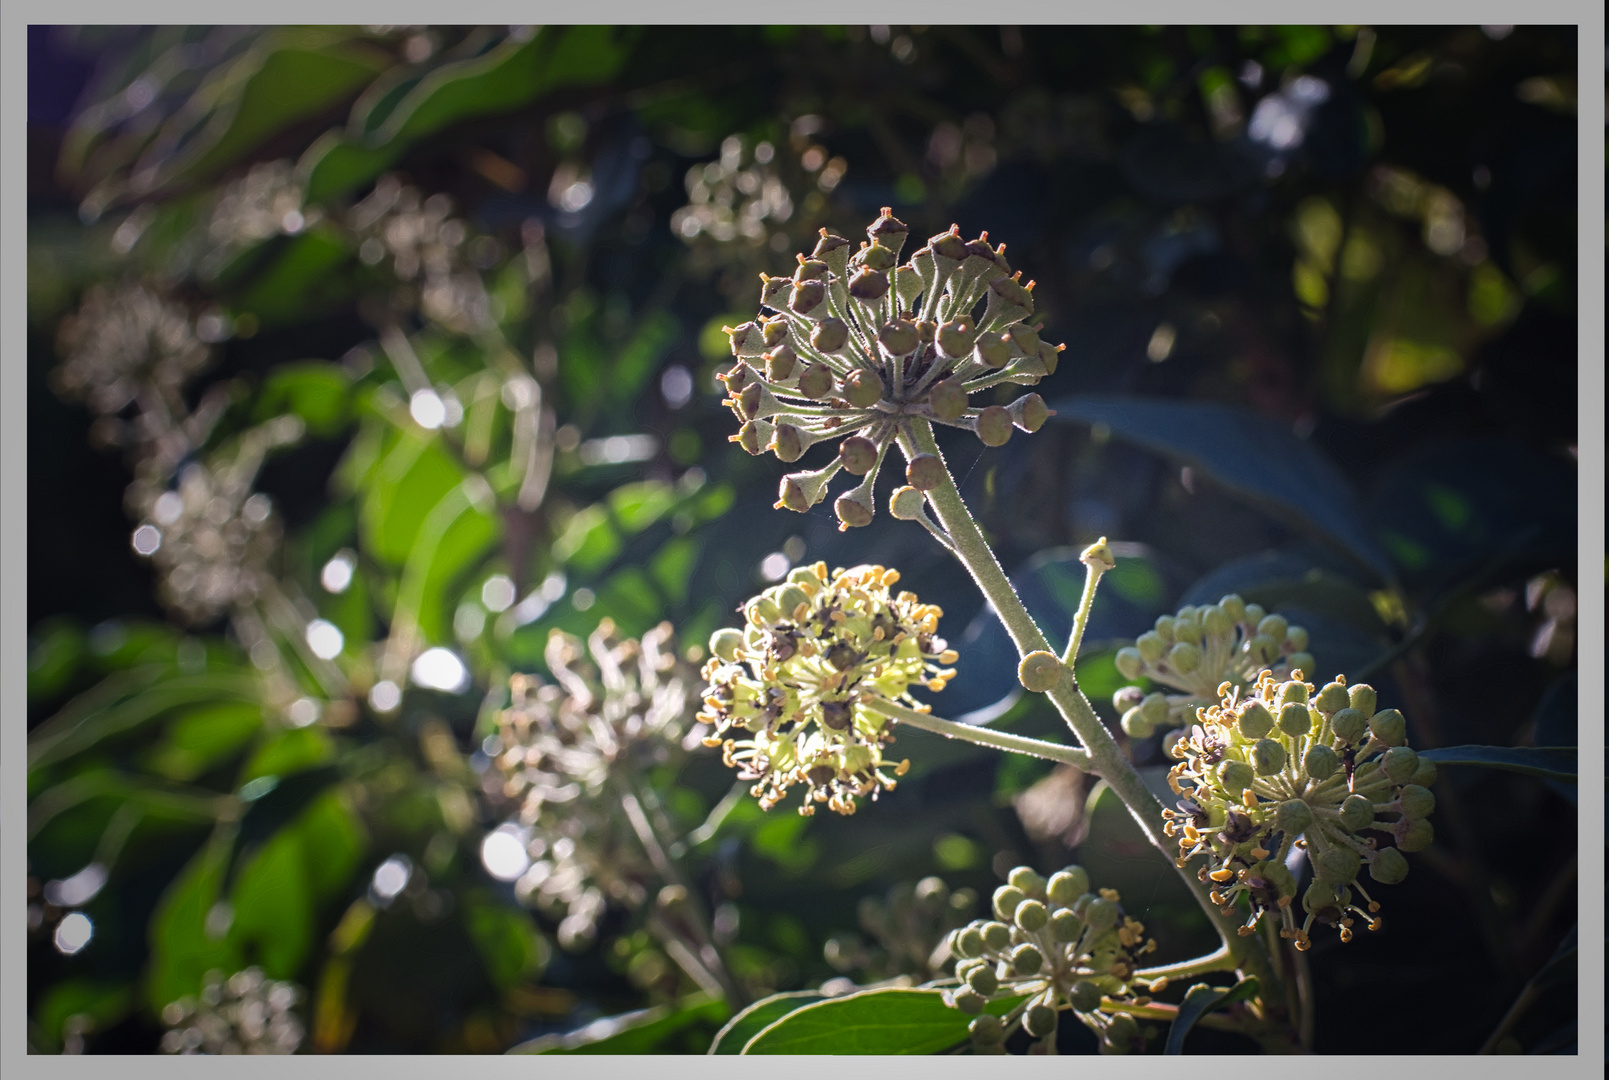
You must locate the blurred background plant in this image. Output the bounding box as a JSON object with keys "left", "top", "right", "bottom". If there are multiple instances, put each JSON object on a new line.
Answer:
{"left": 27, "top": 23, "right": 1578, "bottom": 1055}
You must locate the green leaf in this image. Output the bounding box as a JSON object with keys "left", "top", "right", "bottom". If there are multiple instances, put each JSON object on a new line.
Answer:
{"left": 742, "top": 987, "right": 1020, "bottom": 1055}
{"left": 141, "top": 700, "right": 265, "bottom": 782}
{"left": 239, "top": 726, "right": 334, "bottom": 784}
{"left": 229, "top": 827, "right": 314, "bottom": 978}
{"left": 510, "top": 994, "right": 729, "bottom": 1054}
{"left": 304, "top": 28, "right": 632, "bottom": 201}
{"left": 553, "top": 504, "right": 622, "bottom": 572}
{"left": 291, "top": 791, "right": 366, "bottom": 902}
{"left": 232, "top": 228, "right": 352, "bottom": 328}
{"left": 33, "top": 979, "right": 134, "bottom": 1051}
{"left": 463, "top": 890, "right": 550, "bottom": 987}
{"left": 1416, "top": 745, "right": 1577, "bottom": 783}
{"left": 30, "top": 670, "right": 260, "bottom": 772}
{"left": 708, "top": 991, "right": 824, "bottom": 1054}
{"left": 147, "top": 834, "right": 242, "bottom": 1012}
{"left": 1050, "top": 396, "right": 1395, "bottom": 580}
{"left": 255, "top": 361, "right": 355, "bottom": 437}
{"left": 1164, "top": 977, "right": 1260, "bottom": 1054}
{"left": 27, "top": 619, "right": 87, "bottom": 707}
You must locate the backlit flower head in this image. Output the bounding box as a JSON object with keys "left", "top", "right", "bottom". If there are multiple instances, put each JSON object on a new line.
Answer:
{"left": 720, "top": 209, "right": 1061, "bottom": 529}
{"left": 698, "top": 563, "right": 957, "bottom": 815}
{"left": 486, "top": 620, "right": 702, "bottom": 949}
{"left": 1112, "top": 593, "right": 1314, "bottom": 738}
{"left": 53, "top": 280, "right": 210, "bottom": 416}
{"left": 945, "top": 864, "right": 1158, "bottom": 1055}
{"left": 825, "top": 876, "right": 978, "bottom": 984}
{"left": 1163, "top": 671, "right": 1435, "bottom": 952}
{"left": 160, "top": 967, "right": 303, "bottom": 1055}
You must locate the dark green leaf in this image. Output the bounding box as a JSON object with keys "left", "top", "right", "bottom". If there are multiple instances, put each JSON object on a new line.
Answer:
{"left": 1416, "top": 745, "right": 1577, "bottom": 783}
{"left": 140, "top": 700, "right": 265, "bottom": 782}
{"left": 30, "top": 671, "right": 260, "bottom": 772}
{"left": 229, "top": 827, "right": 314, "bottom": 978}
{"left": 1164, "top": 977, "right": 1259, "bottom": 1054}
{"left": 239, "top": 727, "right": 334, "bottom": 784}
{"left": 510, "top": 994, "right": 728, "bottom": 1054}
{"left": 33, "top": 979, "right": 134, "bottom": 1051}
{"left": 743, "top": 987, "right": 1020, "bottom": 1055}
{"left": 463, "top": 890, "right": 549, "bottom": 988}
{"left": 255, "top": 361, "right": 355, "bottom": 436}
{"left": 709, "top": 991, "right": 824, "bottom": 1054}
{"left": 1051, "top": 396, "right": 1394, "bottom": 580}
{"left": 147, "top": 834, "right": 243, "bottom": 1012}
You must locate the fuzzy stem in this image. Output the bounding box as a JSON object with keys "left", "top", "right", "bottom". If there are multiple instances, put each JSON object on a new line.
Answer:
{"left": 900, "top": 418, "right": 1276, "bottom": 994}
{"left": 860, "top": 696, "right": 1090, "bottom": 769}
{"left": 1134, "top": 945, "right": 1237, "bottom": 983}
{"left": 1061, "top": 543, "right": 1111, "bottom": 667}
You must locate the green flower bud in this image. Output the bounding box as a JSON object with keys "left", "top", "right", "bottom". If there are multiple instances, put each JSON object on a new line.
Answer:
{"left": 1286, "top": 652, "right": 1316, "bottom": 679}
{"left": 1247, "top": 633, "right": 1280, "bottom": 665}
{"left": 975, "top": 405, "right": 1013, "bottom": 447}
{"left": 1114, "top": 646, "right": 1144, "bottom": 681}
{"left": 1019, "top": 651, "right": 1064, "bottom": 693}
{"left": 1302, "top": 880, "right": 1341, "bottom": 915}
{"left": 936, "top": 318, "right": 977, "bottom": 360}
{"left": 1278, "top": 679, "right": 1310, "bottom": 708}
{"left": 1329, "top": 707, "right": 1368, "bottom": 744}
{"left": 842, "top": 368, "right": 884, "bottom": 409}
{"left": 992, "top": 885, "right": 1025, "bottom": 920}
{"left": 1201, "top": 605, "right": 1232, "bottom": 640}
{"left": 847, "top": 267, "right": 889, "bottom": 300}
{"left": 1382, "top": 746, "right": 1419, "bottom": 784}
{"left": 1219, "top": 593, "right": 1246, "bottom": 622}
{"left": 1369, "top": 846, "right": 1409, "bottom": 885}
{"left": 1152, "top": 615, "right": 1176, "bottom": 643}
{"left": 1169, "top": 641, "right": 1202, "bottom": 674}
{"left": 905, "top": 454, "right": 946, "bottom": 491}
{"left": 1399, "top": 784, "right": 1435, "bottom": 820}
{"left": 790, "top": 279, "right": 827, "bottom": 315}
{"left": 973, "top": 332, "right": 1012, "bottom": 368}
{"left": 967, "top": 966, "right": 999, "bottom": 996}
{"left": 1024, "top": 1003, "right": 1058, "bottom": 1038}
{"left": 981, "top": 921, "right": 1012, "bottom": 951}
{"left": 834, "top": 491, "right": 874, "bottom": 529}
{"left": 1257, "top": 614, "right": 1288, "bottom": 643}
{"left": 1304, "top": 743, "right": 1340, "bottom": 782}
{"left": 1396, "top": 817, "right": 1434, "bottom": 852}
{"left": 1336, "top": 792, "right": 1373, "bottom": 831}
{"left": 955, "top": 927, "right": 985, "bottom": 959}
{"left": 1104, "top": 1013, "right": 1138, "bottom": 1052}
{"left": 1238, "top": 700, "right": 1276, "bottom": 739}
{"left": 1172, "top": 617, "right": 1202, "bottom": 646}
{"left": 1278, "top": 702, "right": 1315, "bottom": 738}
{"left": 1049, "top": 909, "right": 1082, "bottom": 942}
{"left": 1068, "top": 980, "right": 1103, "bottom": 1013}
{"left": 1243, "top": 603, "right": 1266, "bottom": 626}
{"left": 1121, "top": 706, "right": 1154, "bottom": 739}
{"left": 1218, "top": 758, "right": 1255, "bottom": 793}
{"left": 1251, "top": 738, "right": 1287, "bottom": 776}
{"left": 969, "top": 1014, "right": 1004, "bottom": 1044}
{"left": 1312, "top": 681, "right": 1350, "bottom": 716}
{"left": 1047, "top": 866, "right": 1089, "bottom": 906}
{"left": 1082, "top": 897, "right": 1119, "bottom": 934}
{"left": 1348, "top": 683, "right": 1377, "bottom": 719}
{"left": 1314, "top": 847, "right": 1360, "bottom": 884}
{"left": 1277, "top": 798, "right": 1314, "bottom": 836}
{"left": 1112, "top": 686, "right": 1145, "bottom": 713}
{"left": 1139, "top": 692, "right": 1169, "bottom": 727}
{"left": 810, "top": 316, "right": 849, "bottom": 353}
{"left": 1010, "top": 943, "right": 1044, "bottom": 976}
{"left": 1256, "top": 859, "right": 1297, "bottom": 897}
{"left": 795, "top": 361, "right": 834, "bottom": 399}
{"left": 1069, "top": 893, "right": 1094, "bottom": 917}
{"left": 1369, "top": 708, "right": 1407, "bottom": 747}
{"left": 952, "top": 987, "right": 986, "bottom": 1014}
{"left": 1135, "top": 631, "right": 1165, "bottom": 663}
{"left": 1015, "top": 899, "right": 1049, "bottom": 933}
{"left": 1410, "top": 759, "right": 1438, "bottom": 788}
{"left": 839, "top": 435, "right": 880, "bottom": 475}
{"left": 1286, "top": 625, "right": 1310, "bottom": 652}
{"left": 1008, "top": 866, "right": 1047, "bottom": 898}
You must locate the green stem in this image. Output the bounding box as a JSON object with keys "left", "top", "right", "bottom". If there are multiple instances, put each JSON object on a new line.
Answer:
{"left": 860, "top": 697, "right": 1091, "bottom": 769}
{"left": 1134, "top": 945, "right": 1237, "bottom": 983}
{"left": 901, "top": 419, "right": 1275, "bottom": 994}
{"left": 1061, "top": 544, "right": 1110, "bottom": 667}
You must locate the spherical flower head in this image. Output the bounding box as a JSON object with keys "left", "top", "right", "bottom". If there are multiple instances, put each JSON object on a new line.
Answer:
{"left": 1112, "top": 595, "right": 1314, "bottom": 734}
{"left": 698, "top": 563, "right": 956, "bottom": 815}
{"left": 487, "top": 620, "right": 701, "bottom": 948}
{"left": 945, "top": 864, "right": 1158, "bottom": 1054}
{"left": 826, "top": 875, "right": 979, "bottom": 983}
{"left": 1162, "top": 672, "right": 1433, "bottom": 951}
{"left": 159, "top": 968, "right": 304, "bottom": 1054}
{"left": 719, "top": 210, "right": 1063, "bottom": 529}
{"left": 54, "top": 280, "right": 211, "bottom": 416}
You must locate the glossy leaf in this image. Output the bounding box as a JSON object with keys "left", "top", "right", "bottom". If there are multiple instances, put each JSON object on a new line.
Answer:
{"left": 140, "top": 700, "right": 265, "bottom": 782}
{"left": 146, "top": 834, "right": 242, "bottom": 1012}
{"left": 1050, "top": 396, "right": 1394, "bottom": 580}
{"left": 229, "top": 826, "right": 314, "bottom": 978}
{"left": 1416, "top": 745, "right": 1577, "bottom": 783}
{"left": 1164, "top": 977, "right": 1260, "bottom": 1054}
{"left": 256, "top": 361, "right": 355, "bottom": 437}
{"left": 743, "top": 987, "right": 1021, "bottom": 1055}
{"left": 462, "top": 890, "right": 549, "bottom": 988}
{"left": 708, "top": 991, "right": 823, "bottom": 1054}
{"left": 510, "top": 994, "right": 728, "bottom": 1054}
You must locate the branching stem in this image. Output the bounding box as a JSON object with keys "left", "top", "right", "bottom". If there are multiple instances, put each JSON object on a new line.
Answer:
{"left": 860, "top": 696, "right": 1090, "bottom": 769}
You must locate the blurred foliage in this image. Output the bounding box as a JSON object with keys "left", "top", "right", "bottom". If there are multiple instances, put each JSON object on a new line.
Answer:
{"left": 26, "top": 23, "right": 1576, "bottom": 1054}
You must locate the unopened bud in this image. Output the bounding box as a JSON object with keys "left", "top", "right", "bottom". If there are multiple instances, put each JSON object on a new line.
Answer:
{"left": 1410, "top": 759, "right": 1438, "bottom": 788}
{"left": 1303, "top": 744, "right": 1340, "bottom": 782}
{"left": 1396, "top": 817, "right": 1434, "bottom": 852}
{"left": 937, "top": 318, "right": 977, "bottom": 359}
{"left": 952, "top": 987, "right": 986, "bottom": 1014}
{"left": 1329, "top": 707, "right": 1368, "bottom": 744}
{"left": 1238, "top": 701, "right": 1276, "bottom": 739}
{"left": 969, "top": 1014, "right": 1004, "bottom": 1044}
{"left": 1257, "top": 614, "right": 1288, "bottom": 643}
{"left": 1219, "top": 594, "right": 1246, "bottom": 622}
{"left": 1008, "top": 866, "right": 1047, "bottom": 898}
{"left": 1382, "top": 746, "right": 1419, "bottom": 784}
{"left": 1277, "top": 798, "right": 1314, "bottom": 836}
{"left": 1338, "top": 793, "right": 1373, "bottom": 831}
{"left": 1049, "top": 909, "right": 1082, "bottom": 941}
{"left": 1218, "top": 759, "right": 1255, "bottom": 793}
{"left": 1010, "top": 943, "right": 1044, "bottom": 976}
{"left": 992, "top": 885, "right": 1025, "bottom": 920}
{"left": 981, "top": 921, "right": 1012, "bottom": 951}
{"left": 1024, "top": 1003, "right": 1057, "bottom": 1038}
{"left": 967, "top": 965, "right": 999, "bottom": 996}
{"left": 1068, "top": 980, "right": 1103, "bottom": 1012}
{"left": 1398, "top": 784, "right": 1435, "bottom": 820}
{"left": 1169, "top": 641, "right": 1202, "bottom": 673}
{"left": 1014, "top": 899, "right": 1049, "bottom": 933}
{"left": 1313, "top": 681, "right": 1350, "bottom": 716}
{"left": 975, "top": 405, "right": 1013, "bottom": 447}
{"left": 889, "top": 486, "right": 927, "bottom": 520}
{"left": 1114, "top": 647, "right": 1143, "bottom": 681}
{"left": 839, "top": 436, "right": 880, "bottom": 475}
{"left": 906, "top": 453, "right": 945, "bottom": 491}
{"left": 842, "top": 369, "right": 883, "bottom": 408}
{"left": 1278, "top": 702, "right": 1315, "bottom": 738}
{"left": 928, "top": 379, "right": 968, "bottom": 421}
{"left": 1047, "top": 866, "right": 1089, "bottom": 906}
{"left": 877, "top": 319, "right": 919, "bottom": 357}
{"left": 1135, "top": 631, "right": 1165, "bottom": 663}
{"left": 1369, "top": 846, "right": 1409, "bottom": 885}
{"left": 1082, "top": 897, "right": 1119, "bottom": 934}
{"left": 1314, "top": 847, "right": 1360, "bottom": 884}
{"left": 1369, "top": 708, "right": 1407, "bottom": 747}
{"left": 1112, "top": 686, "right": 1145, "bottom": 713}
{"left": 1348, "top": 683, "right": 1377, "bottom": 719}
{"left": 811, "top": 317, "right": 849, "bottom": 353}
{"left": 1251, "top": 738, "right": 1286, "bottom": 776}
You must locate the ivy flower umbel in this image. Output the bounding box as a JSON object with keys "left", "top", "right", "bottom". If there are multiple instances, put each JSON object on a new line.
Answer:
{"left": 487, "top": 620, "right": 702, "bottom": 949}
{"left": 825, "top": 876, "right": 978, "bottom": 985}
{"left": 698, "top": 563, "right": 957, "bottom": 815}
{"left": 944, "top": 865, "right": 1158, "bottom": 1055}
{"left": 720, "top": 209, "right": 1062, "bottom": 529}
{"left": 159, "top": 968, "right": 304, "bottom": 1055}
{"left": 1112, "top": 593, "right": 1314, "bottom": 738}
{"left": 1163, "top": 671, "right": 1437, "bottom": 952}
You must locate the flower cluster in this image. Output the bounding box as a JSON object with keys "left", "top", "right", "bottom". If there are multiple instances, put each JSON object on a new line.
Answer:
{"left": 128, "top": 460, "right": 283, "bottom": 625}
{"left": 159, "top": 968, "right": 304, "bottom": 1055}
{"left": 719, "top": 209, "right": 1062, "bottom": 529}
{"left": 486, "top": 621, "right": 701, "bottom": 949}
{"left": 943, "top": 864, "right": 1158, "bottom": 1055}
{"left": 671, "top": 133, "right": 845, "bottom": 248}
{"left": 1163, "top": 671, "right": 1436, "bottom": 952}
{"left": 824, "top": 876, "right": 978, "bottom": 984}
{"left": 1112, "top": 594, "right": 1314, "bottom": 738}
{"left": 209, "top": 159, "right": 314, "bottom": 249}
{"left": 348, "top": 174, "right": 493, "bottom": 333}
{"left": 698, "top": 563, "right": 957, "bottom": 815}
{"left": 53, "top": 280, "right": 210, "bottom": 417}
